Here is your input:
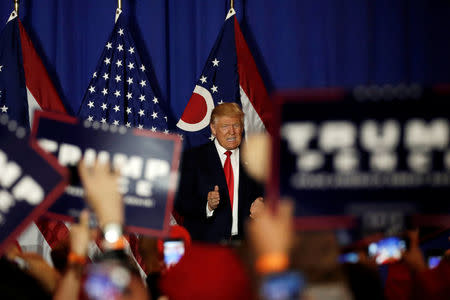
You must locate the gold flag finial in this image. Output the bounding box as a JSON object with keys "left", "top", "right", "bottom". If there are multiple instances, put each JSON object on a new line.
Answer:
{"left": 230, "top": 0, "right": 234, "bottom": 9}
{"left": 14, "top": 0, "right": 19, "bottom": 15}
{"left": 118, "top": 0, "right": 122, "bottom": 10}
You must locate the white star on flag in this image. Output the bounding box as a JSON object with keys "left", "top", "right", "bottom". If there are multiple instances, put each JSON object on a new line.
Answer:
{"left": 113, "top": 105, "right": 120, "bottom": 112}
{"left": 1, "top": 105, "right": 8, "bottom": 113}
{"left": 117, "top": 44, "right": 124, "bottom": 51}
{"left": 88, "top": 101, "right": 94, "bottom": 108}
{"left": 200, "top": 75, "right": 207, "bottom": 83}
{"left": 212, "top": 58, "right": 220, "bottom": 66}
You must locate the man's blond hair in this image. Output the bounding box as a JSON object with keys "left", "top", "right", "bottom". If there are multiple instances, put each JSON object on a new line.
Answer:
{"left": 210, "top": 103, "right": 244, "bottom": 125}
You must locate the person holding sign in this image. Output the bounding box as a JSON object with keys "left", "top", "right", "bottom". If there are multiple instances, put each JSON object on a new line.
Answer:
{"left": 175, "top": 103, "right": 265, "bottom": 243}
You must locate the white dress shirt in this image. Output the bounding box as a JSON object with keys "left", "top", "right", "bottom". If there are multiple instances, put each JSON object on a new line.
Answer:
{"left": 206, "top": 139, "right": 240, "bottom": 236}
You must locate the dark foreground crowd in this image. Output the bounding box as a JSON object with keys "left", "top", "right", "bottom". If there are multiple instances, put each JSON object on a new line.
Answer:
{"left": 0, "top": 159, "right": 449, "bottom": 300}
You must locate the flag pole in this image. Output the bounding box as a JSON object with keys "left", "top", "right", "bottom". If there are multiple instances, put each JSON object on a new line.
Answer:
{"left": 115, "top": 0, "right": 122, "bottom": 23}
{"left": 230, "top": 0, "right": 234, "bottom": 9}
{"left": 14, "top": 0, "right": 19, "bottom": 15}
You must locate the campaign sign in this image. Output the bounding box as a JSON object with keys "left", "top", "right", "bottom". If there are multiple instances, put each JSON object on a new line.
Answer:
{"left": 271, "top": 88, "right": 450, "bottom": 231}
{"left": 31, "top": 111, "right": 182, "bottom": 237}
{"left": 0, "top": 115, "right": 67, "bottom": 255}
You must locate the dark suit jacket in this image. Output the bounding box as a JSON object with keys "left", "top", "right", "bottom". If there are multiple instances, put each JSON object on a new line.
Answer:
{"left": 175, "top": 141, "right": 264, "bottom": 243}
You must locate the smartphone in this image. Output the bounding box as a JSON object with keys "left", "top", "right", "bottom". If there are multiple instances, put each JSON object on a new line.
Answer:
{"left": 260, "top": 271, "right": 304, "bottom": 300}
{"left": 338, "top": 252, "right": 359, "bottom": 264}
{"left": 84, "top": 262, "right": 131, "bottom": 300}
{"left": 426, "top": 249, "right": 444, "bottom": 269}
{"left": 368, "top": 236, "right": 407, "bottom": 265}
{"left": 163, "top": 239, "right": 185, "bottom": 267}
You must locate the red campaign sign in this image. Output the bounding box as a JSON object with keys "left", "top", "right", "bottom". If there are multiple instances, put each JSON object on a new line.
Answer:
{"left": 0, "top": 116, "right": 68, "bottom": 255}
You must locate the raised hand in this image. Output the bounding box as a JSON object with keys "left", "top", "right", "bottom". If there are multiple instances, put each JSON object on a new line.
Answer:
{"left": 207, "top": 185, "right": 220, "bottom": 211}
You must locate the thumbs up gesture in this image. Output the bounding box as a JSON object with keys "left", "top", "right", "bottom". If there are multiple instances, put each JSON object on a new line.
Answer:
{"left": 207, "top": 185, "right": 220, "bottom": 211}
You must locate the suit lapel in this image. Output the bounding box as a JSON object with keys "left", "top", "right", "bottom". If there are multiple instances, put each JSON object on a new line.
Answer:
{"left": 206, "top": 142, "right": 231, "bottom": 208}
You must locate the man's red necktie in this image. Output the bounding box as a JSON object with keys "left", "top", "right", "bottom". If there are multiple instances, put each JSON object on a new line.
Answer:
{"left": 224, "top": 151, "right": 234, "bottom": 209}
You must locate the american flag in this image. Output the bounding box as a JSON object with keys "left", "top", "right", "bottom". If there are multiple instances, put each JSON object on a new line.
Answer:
{"left": 176, "top": 8, "right": 273, "bottom": 149}
{"left": 78, "top": 13, "right": 168, "bottom": 133}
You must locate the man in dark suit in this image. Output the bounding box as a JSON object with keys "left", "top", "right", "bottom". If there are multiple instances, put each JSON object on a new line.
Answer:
{"left": 175, "top": 103, "right": 265, "bottom": 243}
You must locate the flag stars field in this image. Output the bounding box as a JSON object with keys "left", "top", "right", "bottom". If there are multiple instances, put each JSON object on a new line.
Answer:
{"left": 78, "top": 15, "right": 168, "bottom": 133}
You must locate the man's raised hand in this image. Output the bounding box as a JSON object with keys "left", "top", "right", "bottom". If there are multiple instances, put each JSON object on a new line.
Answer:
{"left": 207, "top": 185, "right": 220, "bottom": 211}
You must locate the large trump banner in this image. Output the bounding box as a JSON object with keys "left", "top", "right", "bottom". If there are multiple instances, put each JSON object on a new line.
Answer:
{"left": 31, "top": 111, "right": 182, "bottom": 237}
{"left": 0, "top": 116, "right": 67, "bottom": 255}
{"left": 271, "top": 87, "right": 450, "bottom": 233}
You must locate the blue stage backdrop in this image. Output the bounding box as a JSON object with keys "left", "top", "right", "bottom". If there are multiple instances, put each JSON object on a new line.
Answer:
{"left": 1, "top": 0, "right": 450, "bottom": 125}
